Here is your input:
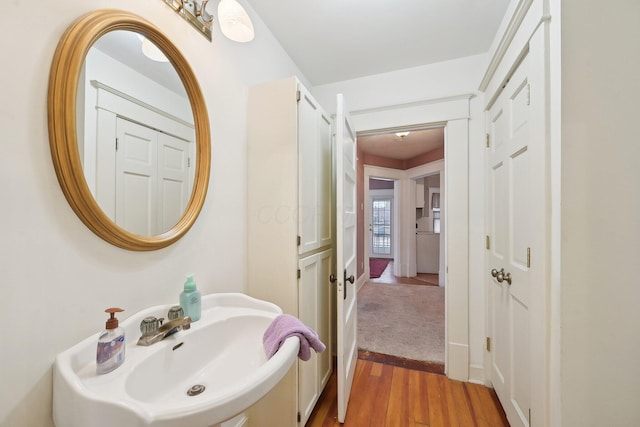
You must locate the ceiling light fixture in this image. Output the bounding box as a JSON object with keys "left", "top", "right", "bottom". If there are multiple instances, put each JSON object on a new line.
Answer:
{"left": 139, "top": 37, "right": 170, "bottom": 62}
{"left": 218, "top": 0, "right": 255, "bottom": 42}
{"left": 395, "top": 131, "right": 410, "bottom": 138}
{"left": 161, "top": 0, "right": 254, "bottom": 43}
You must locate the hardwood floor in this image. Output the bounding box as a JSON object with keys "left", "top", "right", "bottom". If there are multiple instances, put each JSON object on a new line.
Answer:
{"left": 306, "top": 360, "right": 509, "bottom": 427}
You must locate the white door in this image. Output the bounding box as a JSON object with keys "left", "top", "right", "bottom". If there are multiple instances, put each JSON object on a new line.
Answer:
{"left": 298, "top": 253, "right": 320, "bottom": 425}
{"left": 298, "top": 88, "right": 320, "bottom": 254}
{"left": 370, "top": 196, "right": 393, "bottom": 258}
{"left": 115, "top": 118, "right": 157, "bottom": 235}
{"left": 157, "top": 132, "right": 190, "bottom": 232}
{"left": 335, "top": 94, "right": 357, "bottom": 423}
{"left": 297, "top": 249, "right": 333, "bottom": 426}
{"left": 486, "top": 54, "right": 532, "bottom": 426}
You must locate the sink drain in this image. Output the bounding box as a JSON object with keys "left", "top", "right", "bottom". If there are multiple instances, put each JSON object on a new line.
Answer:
{"left": 187, "top": 384, "right": 206, "bottom": 396}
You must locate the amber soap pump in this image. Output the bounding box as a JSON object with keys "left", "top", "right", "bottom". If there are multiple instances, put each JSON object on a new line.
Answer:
{"left": 96, "top": 308, "right": 125, "bottom": 375}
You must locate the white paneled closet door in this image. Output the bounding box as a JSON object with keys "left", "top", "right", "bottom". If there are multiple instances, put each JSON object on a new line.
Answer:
{"left": 115, "top": 118, "right": 157, "bottom": 235}
{"left": 116, "top": 118, "right": 190, "bottom": 235}
{"left": 298, "top": 249, "right": 333, "bottom": 426}
{"left": 298, "top": 85, "right": 333, "bottom": 255}
{"left": 486, "top": 53, "right": 532, "bottom": 427}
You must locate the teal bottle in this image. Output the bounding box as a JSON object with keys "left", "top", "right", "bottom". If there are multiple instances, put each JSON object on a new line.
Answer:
{"left": 180, "top": 274, "right": 201, "bottom": 321}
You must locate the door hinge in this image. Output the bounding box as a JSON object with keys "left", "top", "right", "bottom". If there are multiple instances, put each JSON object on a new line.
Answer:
{"left": 296, "top": 90, "right": 301, "bottom": 102}
{"left": 297, "top": 235, "right": 301, "bottom": 246}
{"left": 529, "top": 408, "right": 532, "bottom": 425}
{"left": 486, "top": 337, "right": 491, "bottom": 352}
{"left": 187, "top": 157, "right": 191, "bottom": 167}
{"left": 486, "top": 133, "right": 490, "bottom": 148}
{"left": 527, "top": 84, "right": 531, "bottom": 106}
{"left": 527, "top": 247, "right": 531, "bottom": 268}
{"left": 297, "top": 411, "right": 301, "bottom": 423}
{"left": 115, "top": 137, "right": 119, "bottom": 151}
{"left": 486, "top": 235, "right": 491, "bottom": 250}
{"left": 297, "top": 269, "right": 301, "bottom": 279}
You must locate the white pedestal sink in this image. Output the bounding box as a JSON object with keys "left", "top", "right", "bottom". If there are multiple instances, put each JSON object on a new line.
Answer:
{"left": 53, "top": 293, "right": 299, "bottom": 427}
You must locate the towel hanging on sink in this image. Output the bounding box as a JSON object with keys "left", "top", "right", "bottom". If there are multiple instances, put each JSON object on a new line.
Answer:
{"left": 263, "top": 314, "right": 326, "bottom": 361}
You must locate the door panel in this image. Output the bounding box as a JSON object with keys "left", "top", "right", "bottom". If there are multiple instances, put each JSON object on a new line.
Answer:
{"left": 318, "top": 250, "right": 333, "bottom": 388}
{"left": 491, "top": 161, "right": 507, "bottom": 261}
{"left": 298, "top": 89, "right": 320, "bottom": 254}
{"left": 336, "top": 93, "right": 357, "bottom": 423}
{"left": 157, "top": 132, "right": 190, "bottom": 232}
{"left": 319, "top": 113, "right": 333, "bottom": 248}
{"left": 298, "top": 248, "right": 333, "bottom": 426}
{"left": 116, "top": 118, "right": 157, "bottom": 235}
{"left": 487, "top": 53, "right": 532, "bottom": 427}
{"left": 298, "top": 254, "right": 320, "bottom": 425}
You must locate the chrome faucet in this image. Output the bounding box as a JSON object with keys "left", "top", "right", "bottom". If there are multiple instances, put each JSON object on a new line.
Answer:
{"left": 137, "top": 315, "right": 192, "bottom": 346}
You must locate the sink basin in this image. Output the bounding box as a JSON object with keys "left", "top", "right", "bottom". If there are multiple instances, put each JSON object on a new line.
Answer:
{"left": 53, "top": 293, "right": 299, "bottom": 427}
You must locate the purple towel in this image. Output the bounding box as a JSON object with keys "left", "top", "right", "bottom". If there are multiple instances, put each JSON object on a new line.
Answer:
{"left": 263, "top": 314, "right": 326, "bottom": 361}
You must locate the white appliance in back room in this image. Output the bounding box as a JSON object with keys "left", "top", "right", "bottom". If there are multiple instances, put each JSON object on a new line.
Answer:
{"left": 416, "top": 217, "right": 440, "bottom": 274}
{"left": 415, "top": 181, "right": 440, "bottom": 274}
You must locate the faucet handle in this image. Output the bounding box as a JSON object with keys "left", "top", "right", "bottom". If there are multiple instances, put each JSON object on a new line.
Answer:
{"left": 168, "top": 306, "right": 184, "bottom": 320}
{"left": 140, "top": 316, "right": 160, "bottom": 337}
{"left": 168, "top": 305, "right": 189, "bottom": 330}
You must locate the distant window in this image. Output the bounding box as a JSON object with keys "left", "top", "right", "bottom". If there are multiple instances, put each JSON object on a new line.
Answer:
{"left": 372, "top": 198, "right": 392, "bottom": 255}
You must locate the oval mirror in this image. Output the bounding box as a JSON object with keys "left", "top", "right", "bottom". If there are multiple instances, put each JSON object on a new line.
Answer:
{"left": 48, "top": 10, "right": 210, "bottom": 251}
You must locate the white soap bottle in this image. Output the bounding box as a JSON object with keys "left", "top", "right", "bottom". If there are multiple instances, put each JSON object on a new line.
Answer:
{"left": 96, "top": 307, "right": 126, "bottom": 375}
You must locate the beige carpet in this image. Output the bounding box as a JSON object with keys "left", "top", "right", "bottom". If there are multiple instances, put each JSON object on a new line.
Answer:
{"left": 357, "top": 282, "right": 445, "bottom": 364}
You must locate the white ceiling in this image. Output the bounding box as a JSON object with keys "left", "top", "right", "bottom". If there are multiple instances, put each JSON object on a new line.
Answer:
{"left": 245, "top": 0, "right": 511, "bottom": 85}
{"left": 244, "top": 1, "right": 509, "bottom": 159}
{"left": 358, "top": 128, "right": 444, "bottom": 160}
{"left": 93, "top": 31, "right": 187, "bottom": 97}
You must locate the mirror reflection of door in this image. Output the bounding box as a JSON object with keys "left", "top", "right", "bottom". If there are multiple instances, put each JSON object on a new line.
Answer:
{"left": 370, "top": 197, "right": 393, "bottom": 258}
{"left": 115, "top": 118, "right": 190, "bottom": 235}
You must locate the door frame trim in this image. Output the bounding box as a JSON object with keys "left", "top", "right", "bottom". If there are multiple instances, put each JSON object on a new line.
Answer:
{"left": 355, "top": 97, "right": 470, "bottom": 381}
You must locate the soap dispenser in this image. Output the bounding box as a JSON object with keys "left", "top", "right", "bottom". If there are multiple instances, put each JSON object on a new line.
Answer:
{"left": 180, "top": 274, "right": 201, "bottom": 322}
{"left": 96, "top": 308, "right": 126, "bottom": 375}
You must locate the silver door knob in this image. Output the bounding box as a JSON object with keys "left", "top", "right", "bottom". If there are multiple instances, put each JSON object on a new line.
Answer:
{"left": 503, "top": 272, "right": 512, "bottom": 285}
{"left": 329, "top": 274, "right": 337, "bottom": 284}
{"left": 342, "top": 270, "right": 354, "bottom": 300}
{"left": 495, "top": 270, "right": 512, "bottom": 285}
{"left": 491, "top": 268, "right": 503, "bottom": 278}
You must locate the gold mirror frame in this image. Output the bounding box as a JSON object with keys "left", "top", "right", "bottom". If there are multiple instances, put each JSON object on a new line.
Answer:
{"left": 48, "top": 10, "right": 211, "bottom": 251}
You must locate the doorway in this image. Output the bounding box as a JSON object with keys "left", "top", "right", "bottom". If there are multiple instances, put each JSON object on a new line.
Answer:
{"left": 369, "top": 178, "right": 395, "bottom": 283}
{"left": 356, "top": 128, "right": 446, "bottom": 373}
{"left": 350, "top": 96, "right": 472, "bottom": 382}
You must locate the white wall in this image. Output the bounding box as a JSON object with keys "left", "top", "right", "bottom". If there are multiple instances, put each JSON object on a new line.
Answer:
{"left": 85, "top": 47, "right": 192, "bottom": 124}
{"left": 313, "top": 53, "right": 488, "bottom": 113}
{"left": 0, "top": 1, "right": 306, "bottom": 426}
{"left": 561, "top": 0, "right": 640, "bottom": 425}
{"left": 313, "top": 55, "right": 488, "bottom": 379}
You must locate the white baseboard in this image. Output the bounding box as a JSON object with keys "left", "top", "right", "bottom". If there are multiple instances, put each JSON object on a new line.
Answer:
{"left": 447, "top": 342, "right": 469, "bottom": 381}
{"left": 468, "top": 364, "right": 485, "bottom": 385}
{"left": 356, "top": 272, "right": 367, "bottom": 293}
